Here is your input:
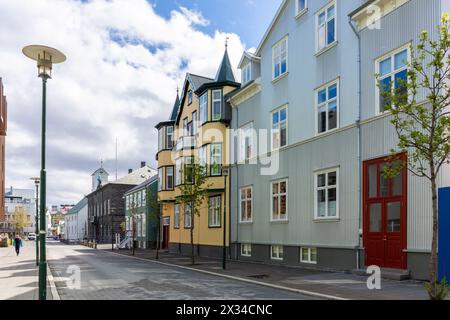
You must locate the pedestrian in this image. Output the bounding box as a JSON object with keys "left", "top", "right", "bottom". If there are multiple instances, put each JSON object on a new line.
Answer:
{"left": 13, "top": 235, "right": 23, "bottom": 256}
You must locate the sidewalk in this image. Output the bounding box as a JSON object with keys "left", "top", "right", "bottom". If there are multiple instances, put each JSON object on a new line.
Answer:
{"left": 0, "top": 241, "right": 55, "bottom": 300}
{"left": 98, "top": 245, "right": 431, "bottom": 300}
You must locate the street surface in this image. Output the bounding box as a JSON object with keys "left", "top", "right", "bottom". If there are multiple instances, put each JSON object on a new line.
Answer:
{"left": 47, "top": 242, "right": 317, "bottom": 300}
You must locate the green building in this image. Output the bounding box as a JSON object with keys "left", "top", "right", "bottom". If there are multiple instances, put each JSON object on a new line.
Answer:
{"left": 124, "top": 176, "right": 159, "bottom": 249}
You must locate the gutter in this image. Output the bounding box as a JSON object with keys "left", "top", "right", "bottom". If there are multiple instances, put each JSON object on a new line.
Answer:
{"left": 348, "top": 16, "right": 363, "bottom": 271}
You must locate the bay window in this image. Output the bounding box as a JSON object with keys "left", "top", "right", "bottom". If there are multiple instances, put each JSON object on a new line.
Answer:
{"left": 166, "top": 126, "right": 174, "bottom": 149}
{"left": 212, "top": 90, "right": 222, "bottom": 121}
{"left": 175, "top": 158, "right": 182, "bottom": 186}
{"left": 166, "top": 166, "right": 174, "bottom": 190}
{"left": 210, "top": 143, "right": 222, "bottom": 176}
{"left": 199, "top": 93, "right": 208, "bottom": 125}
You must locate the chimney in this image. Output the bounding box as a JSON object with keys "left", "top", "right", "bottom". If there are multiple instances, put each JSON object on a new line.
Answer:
{"left": 128, "top": 169, "right": 133, "bottom": 174}
{"left": 141, "top": 161, "right": 146, "bottom": 168}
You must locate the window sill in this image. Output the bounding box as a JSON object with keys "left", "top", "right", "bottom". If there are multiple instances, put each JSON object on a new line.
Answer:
{"left": 239, "top": 221, "right": 253, "bottom": 225}
{"left": 271, "top": 258, "right": 284, "bottom": 261}
{"left": 316, "top": 127, "right": 340, "bottom": 137}
{"left": 295, "top": 8, "right": 308, "bottom": 20}
{"left": 313, "top": 218, "right": 340, "bottom": 223}
{"left": 272, "top": 72, "right": 289, "bottom": 84}
{"left": 315, "top": 41, "right": 338, "bottom": 58}
{"left": 300, "top": 261, "right": 318, "bottom": 265}
{"left": 270, "top": 220, "right": 289, "bottom": 224}
{"left": 208, "top": 225, "right": 222, "bottom": 229}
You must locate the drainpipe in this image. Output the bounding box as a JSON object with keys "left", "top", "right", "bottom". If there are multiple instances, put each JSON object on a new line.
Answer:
{"left": 235, "top": 107, "right": 239, "bottom": 261}
{"left": 349, "top": 16, "right": 363, "bottom": 271}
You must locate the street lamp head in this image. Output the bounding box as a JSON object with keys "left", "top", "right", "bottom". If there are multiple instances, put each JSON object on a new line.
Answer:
{"left": 222, "top": 167, "right": 229, "bottom": 177}
{"left": 22, "top": 45, "right": 66, "bottom": 79}
{"left": 30, "top": 177, "right": 40, "bottom": 185}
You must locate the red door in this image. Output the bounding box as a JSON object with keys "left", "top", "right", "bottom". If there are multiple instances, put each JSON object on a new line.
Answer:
{"left": 162, "top": 225, "right": 170, "bottom": 250}
{"left": 363, "top": 154, "right": 407, "bottom": 269}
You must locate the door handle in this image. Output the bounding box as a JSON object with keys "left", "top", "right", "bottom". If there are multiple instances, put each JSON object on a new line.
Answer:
{"left": 383, "top": 236, "right": 387, "bottom": 241}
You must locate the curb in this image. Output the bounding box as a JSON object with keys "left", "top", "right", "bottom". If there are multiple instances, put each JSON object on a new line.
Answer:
{"left": 101, "top": 249, "right": 347, "bottom": 301}
{"left": 47, "top": 265, "right": 61, "bottom": 301}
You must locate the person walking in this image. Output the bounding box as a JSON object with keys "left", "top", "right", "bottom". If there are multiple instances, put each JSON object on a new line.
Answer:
{"left": 13, "top": 235, "right": 23, "bottom": 256}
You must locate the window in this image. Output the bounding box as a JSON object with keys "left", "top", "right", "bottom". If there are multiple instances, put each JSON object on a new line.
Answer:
{"left": 198, "top": 145, "right": 207, "bottom": 172}
{"left": 158, "top": 128, "right": 163, "bottom": 151}
{"left": 208, "top": 196, "right": 221, "bottom": 227}
{"left": 242, "top": 63, "right": 251, "bottom": 84}
{"left": 241, "top": 244, "right": 252, "bottom": 257}
{"left": 317, "top": 81, "right": 339, "bottom": 134}
{"left": 166, "top": 166, "right": 174, "bottom": 190}
{"left": 377, "top": 46, "right": 409, "bottom": 113}
{"left": 188, "top": 90, "right": 193, "bottom": 105}
{"left": 142, "top": 215, "right": 146, "bottom": 237}
{"left": 192, "top": 111, "right": 197, "bottom": 135}
{"left": 184, "top": 156, "right": 194, "bottom": 184}
{"left": 199, "top": 93, "right": 208, "bottom": 125}
{"left": 183, "top": 118, "right": 189, "bottom": 137}
{"left": 175, "top": 159, "right": 182, "bottom": 186}
{"left": 273, "top": 37, "right": 288, "bottom": 79}
{"left": 158, "top": 168, "right": 163, "bottom": 191}
{"left": 240, "top": 186, "right": 253, "bottom": 223}
{"left": 174, "top": 204, "right": 180, "bottom": 229}
{"left": 271, "top": 179, "right": 288, "bottom": 221}
{"left": 271, "top": 107, "right": 288, "bottom": 150}
{"left": 239, "top": 122, "right": 254, "bottom": 163}
{"left": 184, "top": 203, "right": 192, "bottom": 229}
{"left": 166, "top": 126, "right": 174, "bottom": 149}
{"left": 296, "top": 0, "right": 307, "bottom": 15}
{"left": 212, "top": 90, "right": 222, "bottom": 121}
{"left": 301, "top": 247, "right": 317, "bottom": 264}
{"left": 271, "top": 245, "right": 284, "bottom": 260}
{"left": 210, "top": 143, "right": 222, "bottom": 176}
{"left": 315, "top": 168, "right": 339, "bottom": 219}
{"left": 316, "top": 2, "right": 336, "bottom": 52}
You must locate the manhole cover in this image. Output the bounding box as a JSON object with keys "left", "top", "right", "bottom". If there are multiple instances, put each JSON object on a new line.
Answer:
{"left": 248, "top": 274, "right": 270, "bottom": 279}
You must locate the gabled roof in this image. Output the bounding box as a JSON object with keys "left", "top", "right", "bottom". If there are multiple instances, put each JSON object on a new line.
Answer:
{"left": 238, "top": 51, "right": 261, "bottom": 69}
{"left": 112, "top": 165, "right": 157, "bottom": 186}
{"left": 124, "top": 175, "right": 158, "bottom": 195}
{"left": 66, "top": 198, "right": 88, "bottom": 215}
{"left": 91, "top": 167, "right": 109, "bottom": 177}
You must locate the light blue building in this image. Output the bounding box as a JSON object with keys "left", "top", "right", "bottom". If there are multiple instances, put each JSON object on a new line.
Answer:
{"left": 228, "top": 0, "right": 450, "bottom": 280}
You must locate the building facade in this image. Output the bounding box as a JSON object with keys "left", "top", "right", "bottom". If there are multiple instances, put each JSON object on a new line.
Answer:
{"left": 227, "top": 0, "right": 450, "bottom": 280}
{"left": 64, "top": 198, "right": 88, "bottom": 242}
{"left": 124, "top": 176, "right": 158, "bottom": 249}
{"left": 87, "top": 163, "right": 156, "bottom": 243}
{"left": 0, "top": 78, "right": 7, "bottom": 224}
{"left": 156, "top": 49, "right": 239, "bottom": 258}
{"left": 2, "top": 187, "right": 36, "bottom": 235}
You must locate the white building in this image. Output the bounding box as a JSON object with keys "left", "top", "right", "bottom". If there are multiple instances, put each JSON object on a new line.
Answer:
{"left": 3, "top": 187, "right": 36, "bottom": 234}
{"left": 64, "top": 198, "right": 88, "bottom": 242}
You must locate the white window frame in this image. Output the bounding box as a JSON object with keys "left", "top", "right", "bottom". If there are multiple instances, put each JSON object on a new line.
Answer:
{"left": 199, "top": 93, "right": 208, "bottom": 125}
{"left": 314, "top": 167, "right": 339, "bottom": 220}
{"left": 188, "top": 90, "right": 193, "bottom": 105}
{"left": 212, "top": 90, "right": 222, "bottom": 121}
{"left": 300, "top": 247, "right": 318, "bottom": 264}
{"left": 239, "top": 186, "right": 253, "bottom": 223}
{"left": 271, "top": 245, "right": 284, "bottom": 261}
{"left": 184, "top": 203, "right": 192, "bottom": 229}
{"left": 166, "top": 166, "right": 174, "bottom": 190}
{"left": 158, "top": 168, "right": 163, "bottom": 192}
{"left": 158, "top": 128, "right": 163, "bottom": 151}
{"left": 375, "top": 44, "right": 411, "bottom": 115}
{"left": 166, "top": 126, "right": 174, "bottom": 149}
{"left": 210, "top": 143, "right": 222, "bottom": 177}
{"left": 208, "top": 195, "right": 222, "bottom": 228}
{"left": 272, "top": 36, "right": 288, "bottom": 81}
{"left": 192, "top": 111, "right": 197, "bottom": 135}
{"left": 271, "top": 106, "right": 288, "bottom": 151}
{"left": 296, "top": 0, "right": 308, "bottom": 17}
{"left": 241, "top": 244, "right": 252, "bottom": 257}
{"left": 315, "top": 79, "right": 339, "bottom": 135}
{"left": 239, "top": 122, "right": 254, "bottom": 163}
{"left": 270, "top": 179, "right": 288, "bottom": 222}
{"left": 175, "top": 158, "right": 182, "bottom": 186}
{"left": 316, "top": 1, "right": 337, "bottom": 53}
{"left": 142, "top": 214, "right": 146, "bottom": 237}
{"left": 242, "top": 63, "right": 252, "bottom": 85}
{"left": 174, "top": 204, "right": 180, "bottom": 229}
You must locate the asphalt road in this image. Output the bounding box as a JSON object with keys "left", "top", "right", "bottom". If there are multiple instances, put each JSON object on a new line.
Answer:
{"left": 47, "top": 242, "right": 317, "bottom": 300}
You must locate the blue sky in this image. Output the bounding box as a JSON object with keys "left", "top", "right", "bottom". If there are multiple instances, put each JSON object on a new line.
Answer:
{"left": 150, "top": 0, "right": 282, "bottom": 48}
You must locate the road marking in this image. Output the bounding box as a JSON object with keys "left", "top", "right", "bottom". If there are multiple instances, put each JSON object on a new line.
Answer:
{"left": 47, "top": 266, "right": 61, "bottom": 300}
{"left": 98, "top": 249, "right": 348, "bottom": 301}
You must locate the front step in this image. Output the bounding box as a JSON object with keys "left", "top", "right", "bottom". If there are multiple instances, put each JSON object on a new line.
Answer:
{"left": 352, "top": 268, "right": 411, "bottom": 281}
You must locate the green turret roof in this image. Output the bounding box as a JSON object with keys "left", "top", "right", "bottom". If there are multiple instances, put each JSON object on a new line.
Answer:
{"left": 215, "top": 49, "right": 236, "bottom": 83}
{"left": 169, "top": 93, "right": 180, "bottom": 121}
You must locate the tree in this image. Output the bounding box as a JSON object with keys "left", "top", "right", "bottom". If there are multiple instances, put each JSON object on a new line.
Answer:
{"left": 11, "top": 206, "right": 29, "bottom": 235}
{"left": 177, "top": 164, "right": 211, "bottom": 265}
{"left": 378, "top": 13, "right": 450, "bottom": 300}
{"left": 129, "top": 198, "right": 139, "bottom": 256}
{"left": 145, "top": 183, "right": 161, "bottom": 259}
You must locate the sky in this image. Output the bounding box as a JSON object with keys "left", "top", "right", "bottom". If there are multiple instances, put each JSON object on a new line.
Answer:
{"left": 0, "top": 0, "right": 282, "bottom": 206}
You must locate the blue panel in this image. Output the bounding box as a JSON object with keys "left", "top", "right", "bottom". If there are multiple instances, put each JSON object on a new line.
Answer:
{"left": 439, "top": 187, "right": 450, "bottom": 281}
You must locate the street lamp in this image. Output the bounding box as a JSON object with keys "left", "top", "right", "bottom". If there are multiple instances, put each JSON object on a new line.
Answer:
{"left": 23, "top": 45, "right": 66, "bottom": 301}
{"left": 30, "top": 177, "right": 40, "bottom": 266}
{"left": 222, "top": 166, "right": 229, "bottom": 270}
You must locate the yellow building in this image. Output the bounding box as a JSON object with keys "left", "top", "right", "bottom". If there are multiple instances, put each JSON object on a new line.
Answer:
{"left": 155, "top": 48, "right": 240, "bottom": 257}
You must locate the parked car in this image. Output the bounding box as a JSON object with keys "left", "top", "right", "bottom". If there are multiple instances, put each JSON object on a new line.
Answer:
{"left": 28, "top": 233, "right": 37, "bottom": 241}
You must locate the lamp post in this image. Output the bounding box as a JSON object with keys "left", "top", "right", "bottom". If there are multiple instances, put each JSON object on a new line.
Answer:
{"left": 23, "top": 45, "right": 66, "bottom": 301}
{"left": 30, "top": 177, "right": 40, "bottom": 266}
{"left": 222, "top": 167, "right": 229, "bottom": 270}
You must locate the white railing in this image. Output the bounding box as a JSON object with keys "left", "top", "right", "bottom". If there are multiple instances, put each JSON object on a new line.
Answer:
{"left": 175, "top": 136, "right": 196, "bottom": 151}
{"left": 118, "top": 230, "right": 133, "bottom": 249}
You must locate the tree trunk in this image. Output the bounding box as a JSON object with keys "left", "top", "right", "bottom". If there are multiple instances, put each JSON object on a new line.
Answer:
{"left": 429, "top": 172, "right": 439, "bottom": 299}
{"left": 191, "top": 212, "right": 195, "bottom": 265}
{"left": 156, "top": 212, "right": 161, "bottom": 260}
{"left": 132, "top": 217, "right": 136, "bottom": 256}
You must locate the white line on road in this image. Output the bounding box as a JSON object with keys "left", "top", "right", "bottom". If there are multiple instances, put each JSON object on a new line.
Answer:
{"left": 47, "top": 266, "right": 61, "bottom": 300}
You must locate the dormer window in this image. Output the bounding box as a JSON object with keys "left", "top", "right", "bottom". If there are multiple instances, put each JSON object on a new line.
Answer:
{"left": 242, "top": 63, "right": 251, "bottom": 85}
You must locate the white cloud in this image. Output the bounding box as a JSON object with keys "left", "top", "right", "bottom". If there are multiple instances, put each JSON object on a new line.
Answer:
{"left": 0, "top": 0, "right": 246, "bottom": 205}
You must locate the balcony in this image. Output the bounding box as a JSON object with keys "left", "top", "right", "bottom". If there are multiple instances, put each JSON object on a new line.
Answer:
{"left": 175, "top": 136, "right": 196, "bottom": 151}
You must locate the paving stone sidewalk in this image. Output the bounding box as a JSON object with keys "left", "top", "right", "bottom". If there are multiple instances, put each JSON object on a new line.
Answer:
{"left": 98, "top": 245, "right": 432, "bottom": 300}
{"left": 0, "top": 241, "right": 54, "bottom": 300}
